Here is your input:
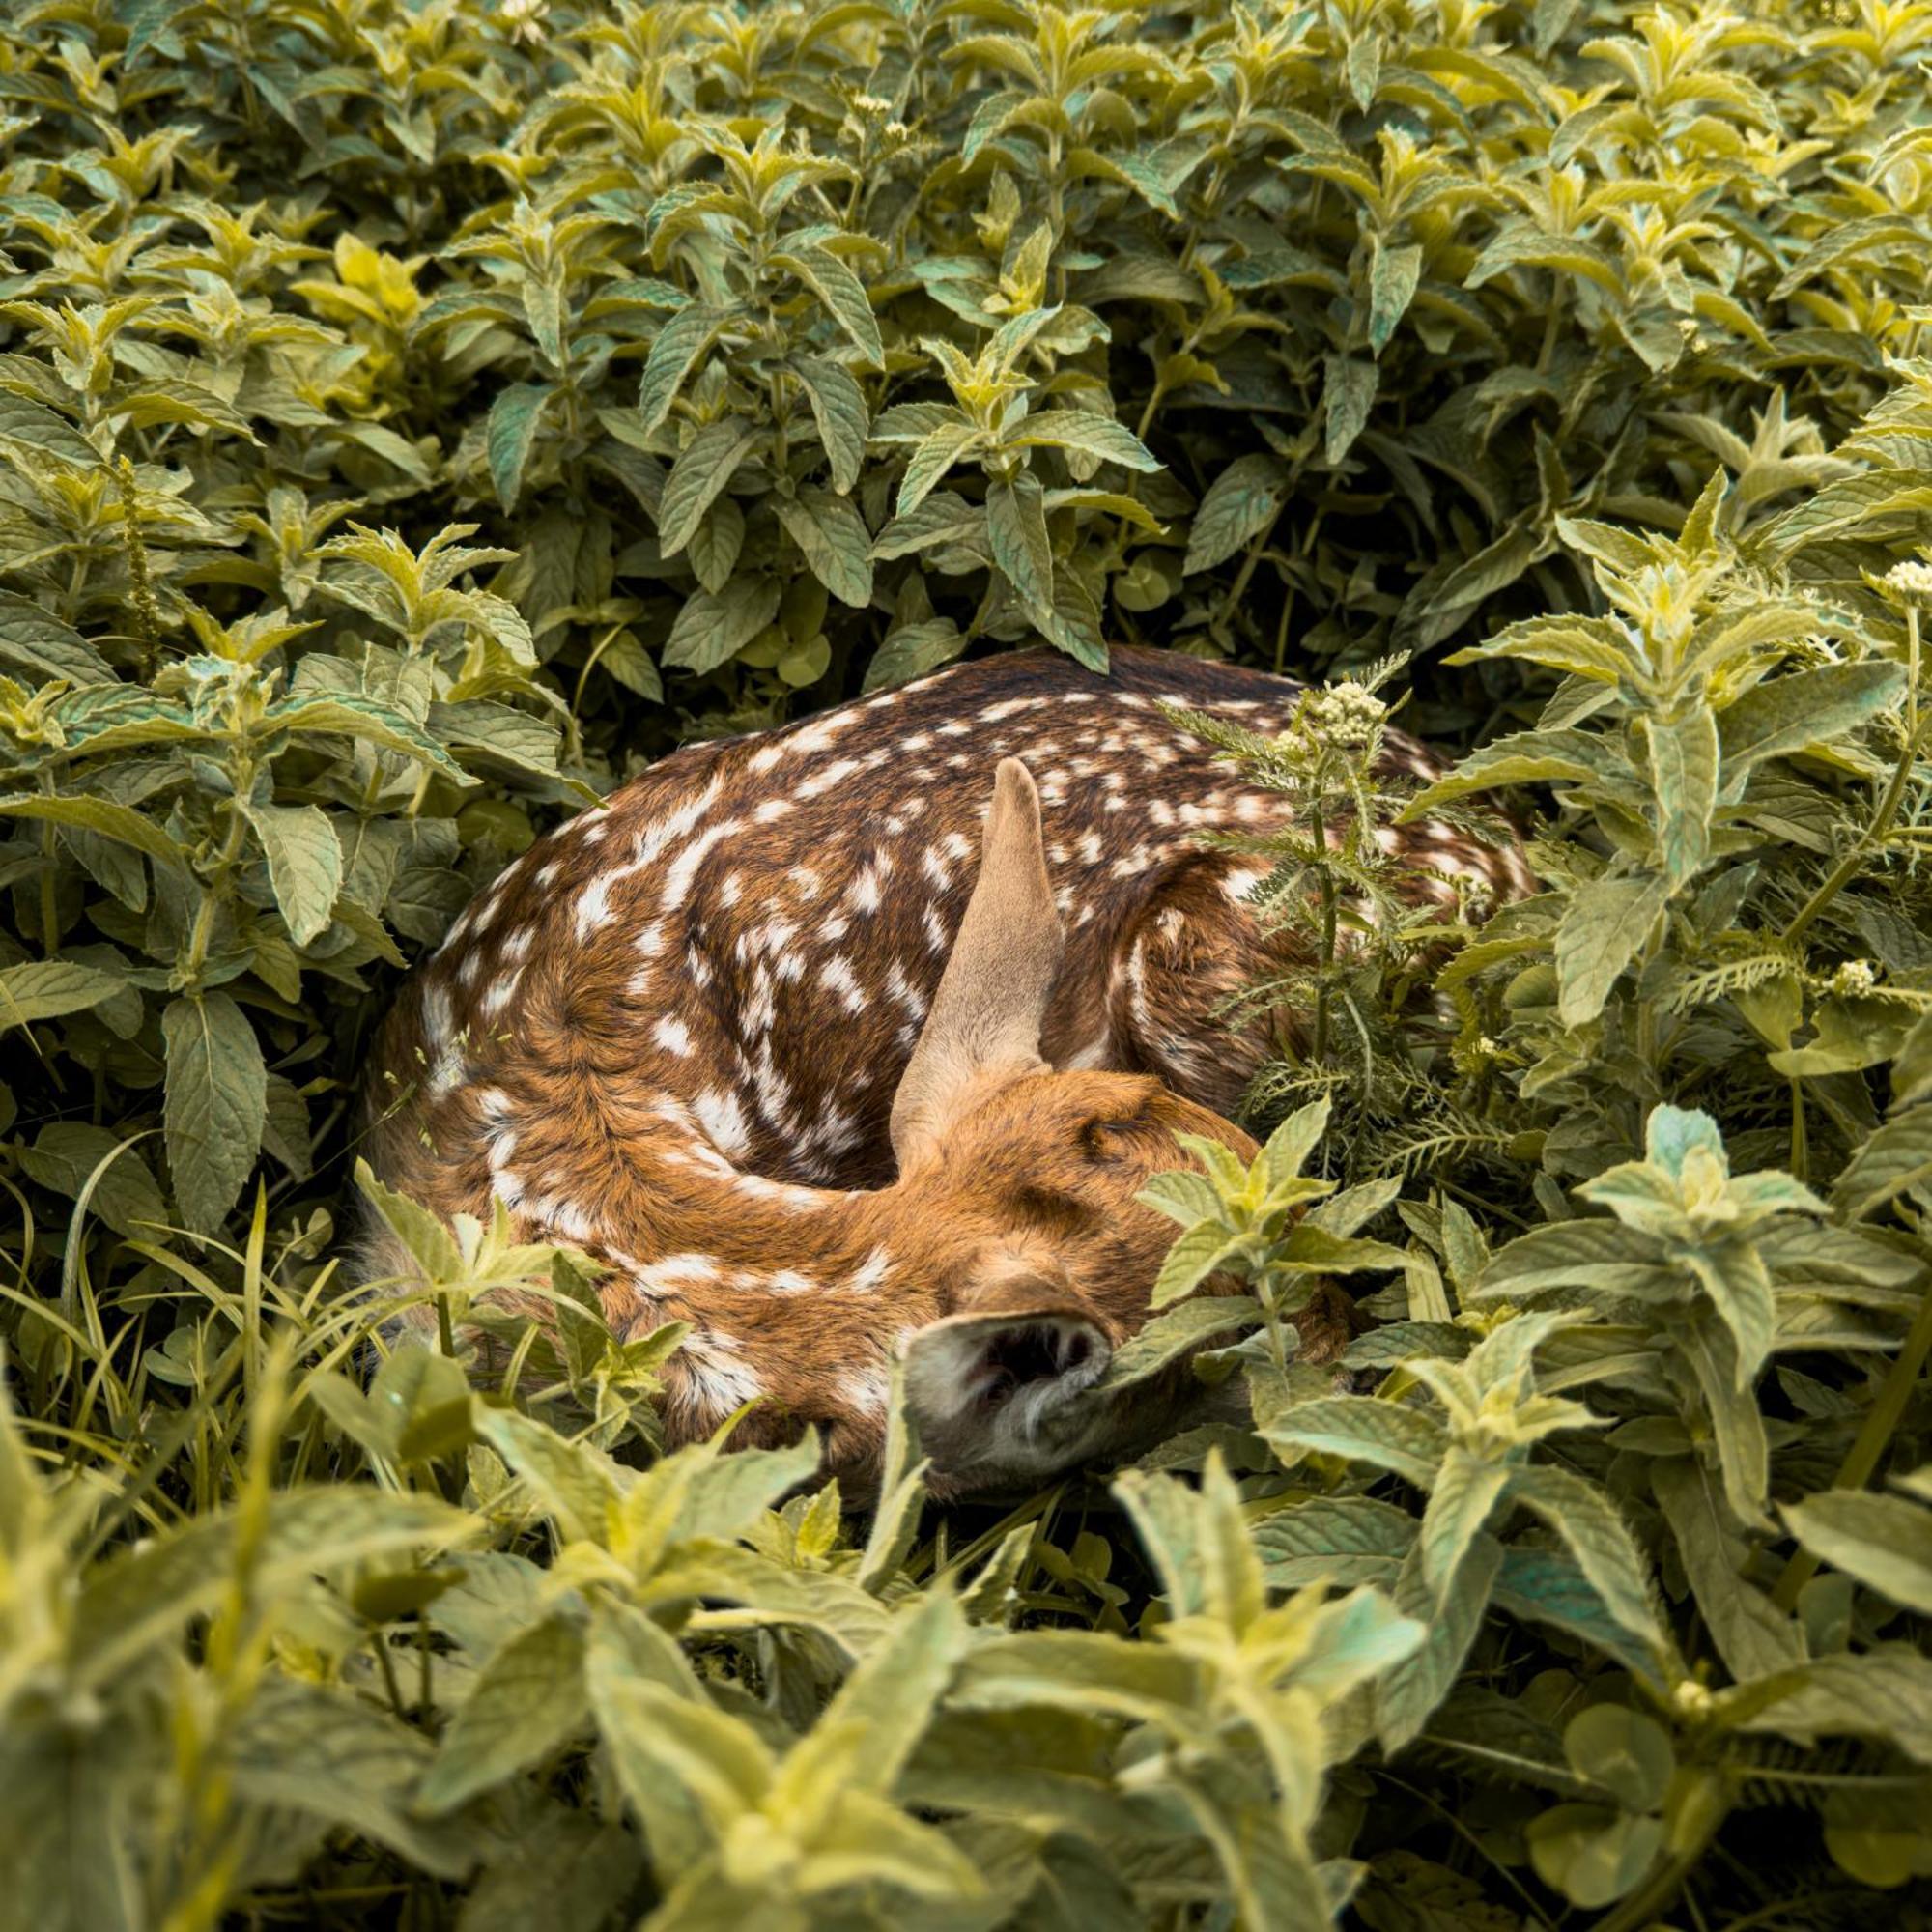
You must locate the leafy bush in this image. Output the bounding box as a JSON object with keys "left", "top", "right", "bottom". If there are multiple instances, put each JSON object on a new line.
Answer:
{"left": 4, "top": 0, "right": 1932, "bottom": 1925}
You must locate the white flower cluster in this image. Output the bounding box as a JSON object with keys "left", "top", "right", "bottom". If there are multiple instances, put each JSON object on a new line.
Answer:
{"left": 1882, "top": 559, "right": 1932, "bottom": 607}
{"left": 1827, "top": 957, "right": 1877, "bottom": 997}
{"left": 1300, "top": 679, "right": 1386, "bottom": 750}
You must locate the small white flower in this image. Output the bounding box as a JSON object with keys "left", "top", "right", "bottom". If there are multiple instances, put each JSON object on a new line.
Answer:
{"left": 1882, "top": 559, "right": 1932, "bottom": 607}
{"left": 1828, "top": 957, "right": 1877, "bottom": 996}
{"left": 1301, "top": 679, "right": 1387, "bottom": 749}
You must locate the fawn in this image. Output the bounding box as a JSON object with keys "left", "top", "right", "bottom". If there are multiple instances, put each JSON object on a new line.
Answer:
{"left": 360, "top": 645, "right": 1526, "bottom": 1493}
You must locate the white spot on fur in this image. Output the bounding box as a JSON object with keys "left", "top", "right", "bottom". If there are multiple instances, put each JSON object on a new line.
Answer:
{"left": 819, "top": 954, "right": 867, "bottom": 1014}
{"left": 654, "top": 1016, "right": 694, "bottom": 1056}
{"left": 636, "top": 1252, "right": 721, "bottom": 1291}
{"left": 836, "top": 1365, "right": 891, "bottom": 1418}
{"left": 662, "top": 817, "right": 741, "bottom": 911}
{"left": 847, "top": 1246, "right": 893, "bottom": 1293}
{"left": 478, "top": 968, "right": 525, "bottom": 1022}
{"left": 693, "top": 1087, "right": 751, "bottom": 1161}
{"left": 671, "top": 1329, "right": 764, "bottom": 1423}
{"left": 546, "top": 1200, "right": 595, "bottom": 1242}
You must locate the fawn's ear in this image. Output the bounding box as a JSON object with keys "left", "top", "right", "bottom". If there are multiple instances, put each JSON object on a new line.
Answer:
{"left": 901, "top": 1304, "right": 1112, "bottom": 1487}
{"left": 890, "top": 757, "right": 1065, "bottom": 1171}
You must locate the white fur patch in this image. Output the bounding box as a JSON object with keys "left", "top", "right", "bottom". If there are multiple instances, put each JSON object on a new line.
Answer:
{"left": 692, "top": 1087, "right": 751, "bottom": 1162}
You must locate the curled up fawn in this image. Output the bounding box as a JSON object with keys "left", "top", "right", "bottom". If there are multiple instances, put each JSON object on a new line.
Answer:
{"left": 359, "top": 645, "right": 1527, "bottom": 1494}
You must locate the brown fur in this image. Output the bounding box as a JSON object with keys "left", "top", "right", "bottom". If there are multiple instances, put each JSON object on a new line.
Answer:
{"left": 358, "top": 646, "right": 1527, "bottom": 1491}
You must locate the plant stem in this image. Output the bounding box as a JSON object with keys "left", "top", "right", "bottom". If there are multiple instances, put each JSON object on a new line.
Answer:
{"left": 1781, "top": 713, "right": 1926, "bottom": 947}
{"left": 1594, "top": 1784, "right": 1731, "bottom": 1932}
{"left": 1311, "top": 801, "right": 1336, "bottom": 1065}
{"left": 183, "top": 781, "right": 253, "bottom": 992}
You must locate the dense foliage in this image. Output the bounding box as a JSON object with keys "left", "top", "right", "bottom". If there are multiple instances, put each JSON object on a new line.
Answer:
{"left": 4, "top": 0, "right": 1932, "bottom": 1924}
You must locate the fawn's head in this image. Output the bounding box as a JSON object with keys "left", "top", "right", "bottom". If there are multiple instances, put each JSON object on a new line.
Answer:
{"left": 883, "top": 757, "right": 1255, "bottom": 1493}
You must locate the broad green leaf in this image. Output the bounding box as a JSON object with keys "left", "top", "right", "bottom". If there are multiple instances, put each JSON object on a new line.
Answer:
{"left": 1507, "top": 1463, "right": 1662, "bottom": 1657}
{"left": 162, "top": 990, "right": 267, "bottom": 1232}
{"left": 951, "top": 1630, "right": 1202, "bottom": 1728}
{"left": 1885, "top": 1011, "right": 1932, "bottom": 1108}
{"left": 986, "top": 470, "right": 1054, "bottom": 611}
{"left": 774, "top": 486, "right": 873, "bottom": 608}
{"left": 1782, "top": 1490, "right": 1932, "bottom": 1615}
{"left": 686, "top": 497, "right": 745, "bottom": 594}
{"left": 776, "top": 246, "right": 884, "bottom": 366}
{"left": 71, "top": 1488, "right": 472, "bottom": 1683}
{"left": 0, "top": 1722, "right": 142, "bottom": 1932}
{"left": 0, "top": 793, "right": 183, "bottom": 865}
{"left": 1717, "top": 661, "right": 1905, "bottom": 785}
{"left": 487, "top": 381, "right": 551, "bottom": 511}
{"left": 897, "top": 421, "right": 983, "bottom": 516}
{"left": 1420, "top": 1450, "right": 1512, "bottom": 1597}
{"left": 1377, "top": 1535, "right": 1504, "bottom": 1751}
{"left": 0, "top": 591, "right": 115, "bottom": 684}
{"left": 1006, "top": 411, "right": 1161, "bottom": 472}
{"left": 1833, "top": 1110, "right": 1932, "bottom": 1223}
{"left": 599, "top": 1676, "right": 773, "bottom": 1853}
{"left": 659, "top": 419, "right": 761, "bottom": 557}
{"left": 1646, "top": 705, "right": 1719, "bottom": 889}
{"left": 663, "top": 578, "right": 782, "bottom": 675}
{"left": 1493, "top": 1546, "right": 1664, "bottom": 1676}
{"left": 1465, "top": 226, "right": 1622, "bottom": 293}
{"left": 1562, "top": 1705, "right": 1673, "bottom": 1812}
{"left": 459, "top": 1816, "right": 643, "bottom": 1932}
{"left": 18, "top": 1123, "right": 166, "bottom": 1240}
{"left": 1720, "top": 1651, "right": 1932, "bottom": 1766}
{"left": 243, "top": 800, "right": 342, "bottom": 946}
{"left": 792, "top": 355, "right": 868, "bottom": 493}
{"left": 1151, "top": 1223, "right": 1251, "bottom": 1306}
{"left": 639, "top": 304, "right": 731, "bottom": 432}
{"left": 1369, "top": 242, "right": 1423, "bottom": 354}
{"left": 1184, "top": 454, "right": 1288, "bottom": 576}
{"left": 1679, "top": 1315, "right": 1774, "bottom": 1529}
{"left": 1555, "top": 872, "right": 1669, "bottom": 1026}
{"left": 270, "top": 694, "right": 472, "bottom": 778}
{"left": 1526, "top": 1804, "right": 1663, "bottom": 1910}
{"left": 229, "top": 1678, "right": 468, "bottom": 1874}
{"left": 1322, "top": 355, "right": 1378, "bottom": 465}
{"left": 420, "top": 1613, "right": 589, "bottom": 1811}
{"left": 1654, "top": 1459, "right": 1804, "bottom": 1680}
{"left": 1094, "top": 1295, "right": 1258, "bottom": 1389}
{"left": 776, "top": 1589, "right": 967, "bottom": 1808}
{"left": 859, "top": 1368, "right": 930, "bottom": 1594}
{"left": 0, "top": 390, "right": 98, "bottom": 467}
{"left": 1263, "top": 1395, "right": 1448, "bottom": 1488}
{"left": 868, "top": 491, "right": 985, "bottom": 561}
{"left": 0, "top": 959, "right": 128, "bottom": 1032}
{"left": 475, "top": 1406, "right": 621, "bottom": 1544}
{"left": 1251, "top": 1495, "right": 1417, "bottom": 1589}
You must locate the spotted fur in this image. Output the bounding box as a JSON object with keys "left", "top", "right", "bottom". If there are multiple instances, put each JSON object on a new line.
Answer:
{"left": 360, "top": 645, "right": 1528, "bottom": 1492}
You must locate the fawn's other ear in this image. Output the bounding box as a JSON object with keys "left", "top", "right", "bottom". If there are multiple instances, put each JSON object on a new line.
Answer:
{"left": 901, "top": 1302, "right": 1111, "bottom": 1489}
{"left": 891, "top": 757, "right": 1065, "bottom": 1172}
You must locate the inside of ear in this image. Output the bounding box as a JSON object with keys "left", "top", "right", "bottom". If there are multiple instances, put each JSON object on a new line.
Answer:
{"left": 901, "top": 1306, "right": 1112, "bottom": 1485}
